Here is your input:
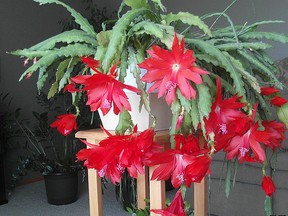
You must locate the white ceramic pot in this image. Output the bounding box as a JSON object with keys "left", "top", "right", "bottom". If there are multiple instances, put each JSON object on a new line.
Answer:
{"left": 99, "top": 68, "right": 172, "bottom": 131}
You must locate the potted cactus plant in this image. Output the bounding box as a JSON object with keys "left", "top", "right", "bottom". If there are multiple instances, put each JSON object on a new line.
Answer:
{"left": 9, "top": 0, "right": 288, "bottom": 214}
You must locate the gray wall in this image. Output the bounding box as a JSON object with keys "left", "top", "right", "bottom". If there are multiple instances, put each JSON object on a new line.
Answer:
{"left": 1, "top": 0, "right": 288, "bottom": 215}
{"left": 0, "top": 0, "right": 88, "bottom": 118}
{"left": 1, "top": 1, "right": 288, "bottom": 116}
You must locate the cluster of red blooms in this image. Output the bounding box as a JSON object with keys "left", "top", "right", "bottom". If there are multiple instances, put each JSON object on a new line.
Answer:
{"left": 77, "top": 126, "right": 161, "bottom": 184}
{"left": 49, "top": 34, "right": 286, "bottom": 215}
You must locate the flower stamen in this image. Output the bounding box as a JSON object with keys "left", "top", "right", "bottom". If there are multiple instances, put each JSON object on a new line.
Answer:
{"left": 116, "top": 164, "right": 125, "bottom": 173}
{"left": 165, "top": 81, "right": 177, "bottom": 93}
{"left": 176, "top": 173, "right": 185, "bottom": 184}
{"left": 239, "top": 147, "right": 249, "bottom": 157}
{"left": 102, "top": 99, "right": 112, "bottom": 109}
{"left": 219, "top": 123, "right": 228, "bottom": 134}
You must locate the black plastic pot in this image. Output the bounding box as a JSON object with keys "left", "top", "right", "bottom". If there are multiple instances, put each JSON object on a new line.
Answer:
{"left": 43, "top": 171, "right": 78, "bottom": 205}
{"left": 0, "top": 155, "right": 8, "bottom": 205}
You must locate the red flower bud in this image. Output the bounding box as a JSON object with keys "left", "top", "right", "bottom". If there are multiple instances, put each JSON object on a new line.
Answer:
{"left": 260, "top": 86, "right": 279, "bottom": 95}
{"left": 50, "top": 113, "right": 77, "bottom": 136}
{"left": 270, "top": 96, "right": 288, "bottom": 107}
{"left": 262, "top": 175, "right": 276, "bottom": 197}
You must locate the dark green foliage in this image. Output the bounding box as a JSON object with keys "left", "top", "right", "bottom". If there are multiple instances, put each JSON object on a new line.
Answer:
{"left": 116, "top": 170, "right": 137, "bottom": 212}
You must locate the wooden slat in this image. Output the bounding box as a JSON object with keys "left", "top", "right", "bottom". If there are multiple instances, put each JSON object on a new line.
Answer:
{"left": 194, "top": 178, "right": 208, "bottom": 216}
{"left": 149, "top": 134, "right": 170, "bottom": 216}
{"left": 149, "top": 165, "right": 166, "bottom": 216}
{"left": 86, "top": 138, "right": 103, "bottom": 216}
{"left": 75, "top": 129, "right": 105, "bottom": 140}
{"left": 137, "top": 167, "right": 149, "bottom": 209}
{"left": 87, "top": 168, "right": 103, "bottom": 216}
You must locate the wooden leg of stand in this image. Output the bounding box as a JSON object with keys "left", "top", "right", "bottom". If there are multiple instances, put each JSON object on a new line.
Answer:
{"left": 194, "top": 178, "right": 208, "bottom": 216}
{"left": 149, "top": 166, "right": 165, "bottom": 216}
{"left": 87, "top": 138, "right": 103, "bottom": 216}
{"left": 87, "top": 169, "right": 102, "bottom": 216}
{"left": 137, "top": 167, "right": 149, "bottom": 209}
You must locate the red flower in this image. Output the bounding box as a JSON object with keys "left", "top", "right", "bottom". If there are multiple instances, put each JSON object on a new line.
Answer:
{"left": 177, "top": 134, "right": 199, "bottom": 154}
{"left": 76, "top": 127, "right": 161, "bottom": 184}
{"left": 80, "top": 56, "right": 101, "bottom": 70}
{"left": 63, "top": 82, "right": 80, "bottom": 93}
{"left": 260, "top": 86, "right": 279, "bottom": 95}
{"left": 151, "top": 189, "right": 186, "bottom": 216}
{"left": 50, "top": 113, "right": 77, "bottom": 136}
{"left": 72, "top": 59, "right": 140, "bottom": 115}
{"left": 270, "top": 96, "right": 288, "bottom": 107}
{"left": 76, "top": 143, "right": 124, "bottom": 184}
{"left": 205, "top": 77, "right": 246, "bottom": 136}
{"left": 262, "top": 176, "right": 276, "bottom": 197}
{"left": 262, "top": 120, "right": 285, "bottom": 151}
{"left": 139, "top": 33, "right": 209, "bottom": 105}
{"left": 149, "top": 134, "right": 207, "bottom": 188}
{"left": 224, "top": 106, "right": 271, "bottom": 163}
{"left": 149, "top": 148, "right": 192, "bottom": 188}
{"left": 204, "top": 77, "right": 246, "bottom": 152}
{"left": 25, "top": 73, "right": 32, "bottom": 79}
{"left": 184, "top": 154, "right": 211, "bottom": 187}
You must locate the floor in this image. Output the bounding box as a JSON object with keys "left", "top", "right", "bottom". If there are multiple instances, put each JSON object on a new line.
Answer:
{"left": 0, "top": 178, "right": 132, "bottom": 216}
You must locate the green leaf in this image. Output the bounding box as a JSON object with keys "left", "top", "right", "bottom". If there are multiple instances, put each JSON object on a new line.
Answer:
{"left": 10, "top": 49, "right": 52, "bottom": 59}
{"left": 116, "top": 110, "right": 132, "bottom": 134}
{"left": 37, "top": 68, "right": 48, "bottom": 91}
{"left": 276, "top": 102, "right": 288, "bottom": 128}
{"left": 170, "top": 100, "right": 181, "bottom": 148}
{"left": 19, "top": 44, "right": 95, "bottom": 81}
{"left": 162, "top": 12, "right": 212, "bottom": 37}
{"left": 33, "top": 0, "right": 96, "bottom": 37}
{"left": 224, "top": 52, "right": 260, "bottom": 93}
{"left": 58, "top": 67, "right": 72, "bottom": 91}
{"left": 240, "top": 31, "right": 288, "bottom": 44}
{"left": 254, "top": 50, "right": 278, "bottom": 73}
{"left": 47, "top": 82, "right": 59, "bottom": 99}
{"left": 119, "top": 49, "right": 129, "bottom": 83}
{"left": 56, "top": 59, "right": 71, "bottom": 81}
{"left": 176, "top": 90, "right": 191, "bottom": 112}
{"left": 129, "top": 21, "right": 164, "bottom": 39}
{"left": 196, "top": 84, "right": 212, "bottom": 136}
{"left": 264, "top": 196, "right": 273, "bottom": 216}
{"left": 96, "top": 31, "right": 111, "bottom": 47}
{"left": 19, "top": 52, "right": 58, "bottom": 81}
{"left": 232, "top": 160, "right": 238, "bottom": 187}
{"left": 157, "top": 25, "right": 175, "bottom": 49}
{"left": 151, "top": 0, "right": 166, "bottom": 12}
{"left": 187, "top": 39, "right": 246, "bottom": 98}
{"left": 51, "top": 44, "right": 96, "bottom": 59}
{"left": 256, "top": 92, "right": 271, "bottom": 120}
{"left": 102, "top": 8, "right": 153, "bottom": 72}
{"left": 29, "top": 30, "right": 96, "bottom": 51}
{"left": 127, "top": 47, "right": 153, "bottom": 120}
{"left": 181, "top": 112, "right": 192, "bottom": 135}
{"left": 225, "top": 160, "right": 231, "bottom": 198}
{"left": 124, "top": 0, "right": 148, "bottom": 10}
{"left": 216, "top": 42, "right": 272, "bottom": 51}
{"left": 196, "top": 84, "right": 211, "bottom": 118}
{"left": 190, "top": 99, "right": 200, "bottom": 130}
{"left": 237, "top": 50, "right": 283, "bottom": 89}
{"left": 243, "top": 20, "right": 285, "bottom": 33}
{"left": 195, "top": 54, "right": 221, "bottom": 67}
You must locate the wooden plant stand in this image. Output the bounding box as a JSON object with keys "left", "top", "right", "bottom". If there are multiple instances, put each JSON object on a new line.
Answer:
{"left": 75, "top": 129, "right": 207, "bottom": 216}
